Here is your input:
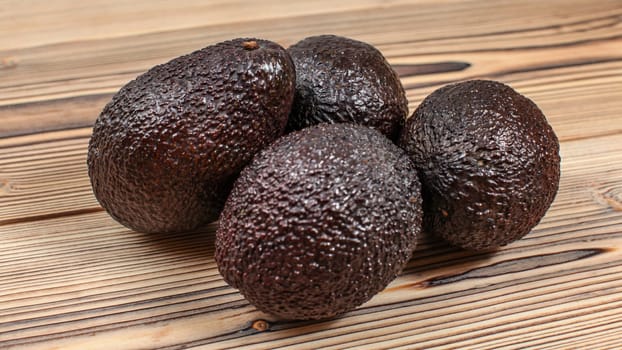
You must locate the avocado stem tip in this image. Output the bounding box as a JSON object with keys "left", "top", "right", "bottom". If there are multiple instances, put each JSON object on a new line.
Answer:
{"left": 242, "top": 41, "right": 259, "bottom": 50}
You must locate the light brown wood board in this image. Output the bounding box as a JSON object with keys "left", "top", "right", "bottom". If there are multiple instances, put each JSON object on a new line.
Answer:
{"left": 1, "top": 0, "right": 622, "bottom": 349}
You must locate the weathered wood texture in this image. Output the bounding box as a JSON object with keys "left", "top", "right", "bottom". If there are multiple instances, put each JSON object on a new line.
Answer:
{"left": 1, "top": 0, "right": 622, "bottom": 349}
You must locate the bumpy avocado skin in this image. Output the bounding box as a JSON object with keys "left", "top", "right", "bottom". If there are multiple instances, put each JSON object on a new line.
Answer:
{"left": 399, "top": 80, "right": 560, "bottom": 251}
{"left": 87, "top": 38, "right": 295, "bottom": 233}
{"left": 216, "top": 124, "right": 422, "bottom": 320}
{"left": 286, "top": 35, "right": 408, "bottom": 140}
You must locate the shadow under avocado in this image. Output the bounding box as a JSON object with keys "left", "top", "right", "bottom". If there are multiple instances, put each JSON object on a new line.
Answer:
{"left": 135, "top": 221, "right": 218, "bottom": 261}
{"left": 407, "top": 230, "right": 499, "bottom": 277}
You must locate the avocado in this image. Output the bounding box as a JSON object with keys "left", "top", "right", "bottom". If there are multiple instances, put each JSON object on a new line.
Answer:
{"left": 215, "top": 123, "right": 422, "bottom": 320}
{"left": 87, "top": 38, "right": 295, "bottom": 233}
{"left": 286, "top": 35, "right": 408, "bottom": 140}
{"left": 398, "top": 80, "right": 560, "bottom": 250}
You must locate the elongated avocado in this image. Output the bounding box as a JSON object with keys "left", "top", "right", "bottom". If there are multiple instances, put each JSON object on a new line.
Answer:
{"left": 87, "top": 38, "right": 295, "bottom": 233}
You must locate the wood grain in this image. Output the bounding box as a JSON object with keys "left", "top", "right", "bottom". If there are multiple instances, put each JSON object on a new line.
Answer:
{"left": 1, "top": 0, "right": 622, "bottom": 349}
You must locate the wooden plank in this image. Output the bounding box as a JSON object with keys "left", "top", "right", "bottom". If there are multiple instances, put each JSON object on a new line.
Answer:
{"left": 0, "top": 0, "right": 430, "bottom": 51}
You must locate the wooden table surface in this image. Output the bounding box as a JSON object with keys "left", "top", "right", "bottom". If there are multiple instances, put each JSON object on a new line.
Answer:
{"left": 2, "top": 1, "right": 622, "bottom": 349}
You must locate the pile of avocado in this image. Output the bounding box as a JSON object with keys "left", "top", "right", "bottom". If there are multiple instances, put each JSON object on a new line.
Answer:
{"left": 88, "top": 35, "right": 560, "bottom": 320}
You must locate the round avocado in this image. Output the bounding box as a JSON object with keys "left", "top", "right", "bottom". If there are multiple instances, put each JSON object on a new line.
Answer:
{"left": 215, "top": 123, "right": 422, "bottom": 320}
{"left": 286, "top": 35, "right": 408, "bottom": 140}
{"left": 87, "top": 38, "right": 295, "bottom": 233}
{"left": 398, "top": 80, "right": 560, "bottom": 251}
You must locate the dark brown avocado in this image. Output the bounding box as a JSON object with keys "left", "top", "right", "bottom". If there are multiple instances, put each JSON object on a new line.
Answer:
{"left": 215, "top": 123, "right": 422, "bottom": 320}
{"left": 87, "top": 38, "right": 295, "bottom": 233}
{"left": 286, "top": 35, "right": 408, "bottom": 140}
{"left": 398, "top": 80, "right": 560, "bottom": 251}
